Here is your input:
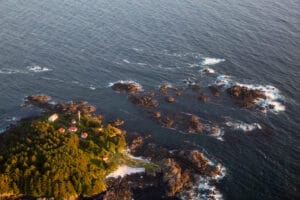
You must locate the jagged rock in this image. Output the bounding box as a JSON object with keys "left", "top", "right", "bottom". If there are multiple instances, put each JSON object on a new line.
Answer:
{"left": 27, "top": 95, "right": 51, "bottom": 102}
{"left": 186, "top": 115, "right": 202, "bottom": 133}
{"left": 104, "top": 177, "right": 132, "bottom": 200}
{"left": 226, "top": 85, "right": 266, "bottom": 109}
{"left": 162, "top": 158, "right": 189, "bottom": 196}
{"left": 209, "top": 86, "right": 220, "bottom": 97}
{"left": 129, "top": 94, "right": 159, "bottom": 107}
{"left": 111, "top": 82, "right": 143, "bottom": 94}
{"left": 198, "top": 92, "right": 209, "bottom": 102}
{"left": 129, "top": 136, "right": 144, "bottom": 154}
{"left": 159, "top": 84, "right": 171, "bottom": 94}
{"left": 165, "top": 96, "right": 175, "bottom": 103}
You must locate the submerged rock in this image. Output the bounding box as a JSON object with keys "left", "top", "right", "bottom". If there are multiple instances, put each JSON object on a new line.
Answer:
{"left": 111, "top": 82, "right": 143, "bottom": 94}
{"left": 209, "top": 86, "right": 220, "bottom": 97}
{"left": 198, "top": 92, "right": 209, "bottom": 102}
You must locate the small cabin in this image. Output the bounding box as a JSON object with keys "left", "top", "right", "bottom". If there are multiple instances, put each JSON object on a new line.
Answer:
{"left": 48, "top": 114, "right": 58, "bottom": 122}
{"left": 71, "top": 119, "right": 77, "bottom": 124}
{"left": 81, "top": 132, "right": 88, "bottom": 139}
{"left": 68, "top": 126, "right": 78, "bottom": 132}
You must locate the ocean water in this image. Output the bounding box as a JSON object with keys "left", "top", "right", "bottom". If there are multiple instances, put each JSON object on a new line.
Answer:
{"left": 0, "top": 0, "right": 299, "bottom": 199}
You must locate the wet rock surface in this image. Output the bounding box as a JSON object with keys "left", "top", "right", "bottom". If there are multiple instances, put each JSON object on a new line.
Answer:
{"left": 226, "top": 85, "right": 266, "bottom": 109}
{"left": 111, "top": 82, "right": 143, "bottom": 94}
{"left": 129, "top": 93, "right": 159, "bottom": 107}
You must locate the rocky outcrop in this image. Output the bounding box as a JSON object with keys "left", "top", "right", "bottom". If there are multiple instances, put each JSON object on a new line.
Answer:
{"left": 129, "top": 94, "right": 159, "bottom": 107}
{"left": 186, "top": 115, "right": 202, "bottom": 133}
{"left": 162, "top": 158, "right": 191, "bottom": 196}
{"left": 111, "top": 82, "right": 143, "bottom": 94}
{"left": 27, "top": 95, "right": 51, "bottom": 103}
{"left": 226, "top": 85, "right": 266, "bottom": 109}
{"left": 165, "top": 96, "right": 175, "bottom": 103}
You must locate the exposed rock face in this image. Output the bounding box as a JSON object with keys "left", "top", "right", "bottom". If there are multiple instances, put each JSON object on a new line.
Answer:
{"left": 159, "top": 84, "right": 171, "bottom": 94}
{"left": 111, "top": 82, "right": 143, "bottom": 94}
{"left": 162, "top": 158, "right": 190, "bottom": 196}
{"left": 209, "top": 86, "right": 220, "bottom": 97}
{"left": 129, "top": 94, "right": 159, "bottom": 107}
{"left": 226, "top": 85, "right": 266, "bottom": 109}
{"left": 129, "top": 136, "right": 144, "bottom": 154}
{"left": 104, "top": 177, "right": 132, "bottom": 200}
{"left": 198, "top": 92, "right": 209, "bottom": 102}
{"left": 27, "top": 95, "right": 51, "bottom": 103}
{"left": 186, "top": 115, "right": 202, "bottom": 133}
{"left": 165, "top": 96, "right": 175, "bottom": 103}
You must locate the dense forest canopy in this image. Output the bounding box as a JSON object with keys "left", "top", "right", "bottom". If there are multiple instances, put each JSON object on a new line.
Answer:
{"left": 0, "top": 113, "right": 127, "bottom": 198}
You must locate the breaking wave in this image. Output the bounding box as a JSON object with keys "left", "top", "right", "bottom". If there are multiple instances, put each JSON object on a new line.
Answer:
{"left": 225, "top": 121, "right": 262, "bottom": 132}
{"left": 201, "top": 57, "right": 225, "bottom": 66}
{"left": 27, "top": 65, "right": 52, "bottom": 73}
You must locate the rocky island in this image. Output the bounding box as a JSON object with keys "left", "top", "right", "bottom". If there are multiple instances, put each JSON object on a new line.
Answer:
{"left": 0, "top": 95, "right": 225, "bottom": 200}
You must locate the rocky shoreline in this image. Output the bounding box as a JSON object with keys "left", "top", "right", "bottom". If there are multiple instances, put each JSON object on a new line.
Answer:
{"left": 0, "top": 94, "right": 225, "bottom": 200}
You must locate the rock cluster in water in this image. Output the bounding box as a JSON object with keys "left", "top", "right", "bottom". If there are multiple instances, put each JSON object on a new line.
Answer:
{"left": 226, "top": 85, "right": 266, "bottom": 109}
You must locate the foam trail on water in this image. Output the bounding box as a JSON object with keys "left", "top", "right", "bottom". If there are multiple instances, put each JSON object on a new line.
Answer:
{"left": 27, "top": 65, "right": 52, "bottom": 73}
{"left": 226, "top": 121, "right": 262, "bottom": 132}
{"left": 123, "top": 59, "right": 130, "bottom": 64}
{"left": 201, "top": 57, "right": 225, "bottom": 65}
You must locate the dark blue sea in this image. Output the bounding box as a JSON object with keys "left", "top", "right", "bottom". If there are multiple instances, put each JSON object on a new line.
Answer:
{"left": 0, "top": 0, "right": 299, "bottom": 199}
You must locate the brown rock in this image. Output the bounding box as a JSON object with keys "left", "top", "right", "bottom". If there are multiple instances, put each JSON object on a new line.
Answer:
{"left": 187, "top": 115, "right": 202, "bottom": 133}
{"left": 111, "top": 82, "right": 142, "bottom": 94}
{"left": 198, "top": 92, "right": 209, "bottom": 102}
{"left": 165, "top": 96, "right": 175, "bottom": 103}
{"left": 27, "top": 95, "right": 51, "bottom": 102}
{"left": 129, "top": 94, "right": 159, "bottom": 107}
{"left": 111, "top": 119, "right": 125, "bottom": 127}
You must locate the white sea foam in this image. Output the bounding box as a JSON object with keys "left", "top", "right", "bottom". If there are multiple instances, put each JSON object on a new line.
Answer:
{"left": 237, "top": 83, "right": 286, "bottom": 113}
{"left": 214, "top": 75, "right": 233, "bottom": 88}
{"left": 226, "top": 121, "right": 262, "bottom": 132}
{"left": 27, "top": 65, "right": 52, "bottom": 73}
{"left": 89, "top": 85, "right": 96, "bottom": 90}
{"left": 0, "top": 68, "right": 27, "bottom": 74}
{"left": 123, "top": 59, "right": 130, "bottom": 64}
{"left": 201, "top": 57, "right": 225, "bottom": 66}
{"left": 214, "top": 75, "right": 285, "bottom": 113}
{"left": 106, "top": 165, "right": 145, "bottom": 178}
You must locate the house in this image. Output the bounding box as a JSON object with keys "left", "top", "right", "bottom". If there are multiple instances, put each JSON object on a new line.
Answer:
{"left": 71, "top": 119, "right": 77, "bottom": 124}
{"left": 48, "top": 113, "right": 58, "bottom": 122}
{"left": 58, "top": 127, "right": 65, "bottom": 133}
{"left": 81, "top": 132, "right": 88, "bottom": 139}
{"left": 68, "top": 126, "right": 78, "bottom": 132}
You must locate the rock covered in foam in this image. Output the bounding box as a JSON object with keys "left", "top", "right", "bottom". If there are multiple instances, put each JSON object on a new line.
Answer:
{"left": 226, "top": 85, "right": 266, "bottom": 109}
